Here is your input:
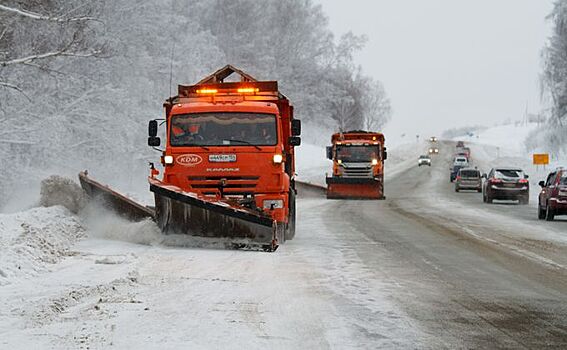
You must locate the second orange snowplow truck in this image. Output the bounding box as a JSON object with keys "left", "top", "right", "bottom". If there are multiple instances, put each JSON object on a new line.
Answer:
{"left": 326, "top": 131, "right": 386, "bottom": 199}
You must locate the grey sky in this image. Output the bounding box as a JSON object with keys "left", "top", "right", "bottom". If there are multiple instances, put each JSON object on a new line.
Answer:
{"left": 317, "top": 0, "right": 554, "bottom": 142}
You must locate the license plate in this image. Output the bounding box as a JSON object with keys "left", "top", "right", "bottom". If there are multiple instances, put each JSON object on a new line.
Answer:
{"left": 209, "top": 154, "right": 237, "bottom": 162}
{"left": 504, "top": 183, "right": 515, "bottom": 187}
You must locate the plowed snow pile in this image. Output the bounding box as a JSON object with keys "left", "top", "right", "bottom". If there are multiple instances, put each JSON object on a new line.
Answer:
{"left": 0, "top": 206, "right": 85, "bottom": 285}
{"left": 39, "top": 175, "right": 87, "bottom": 214}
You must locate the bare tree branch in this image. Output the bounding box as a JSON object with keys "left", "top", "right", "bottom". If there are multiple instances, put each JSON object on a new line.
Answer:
{"left": 0, "top": 4, "right": 98, "bottom": 23}
{"left": 0, "top": 81, "right": 31, "bottom": 101}
{"left": 0, "top": 49, "right": 102, "bottom": 67}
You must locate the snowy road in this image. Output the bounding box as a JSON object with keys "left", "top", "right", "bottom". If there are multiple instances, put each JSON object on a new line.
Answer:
{"left": 2, "top": 142, "right": 567, "bottom": 349}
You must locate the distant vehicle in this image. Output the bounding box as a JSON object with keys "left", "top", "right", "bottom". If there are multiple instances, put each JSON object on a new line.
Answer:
{"left": 455, "top": 168, "right": 481, "bottom": 192}
{"left": 450, "top": 165, "right": 465, "bottom": 182}
{"left": 429, "top": 147, "right": 439, "bottom": 155}
{"left": 455, "top": 152, "right": 470, "bottom": 161}
{"left": 482, "top": 168, "right": 529, "bottom": 204}
{"left": 453, "top": 156, "right": 469, "bottom": 167}
{"left": 456, "top": 141, "right": 465, "bottom": 148}
{"left": 418, "top": 155, "right": 431, "bottom": 166}
{"left": 538, "top": 168, "right": 567, "bottom": 221}
{"left": 429, "top": 136, "right": 437, "bottom": 142}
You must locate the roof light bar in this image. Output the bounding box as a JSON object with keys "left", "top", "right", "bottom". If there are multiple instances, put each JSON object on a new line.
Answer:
{"left": 196, "top": 89, "right": 218, "bottom": 94}
{"left": 237, "top": 87, "right": 259, "bottom": 94}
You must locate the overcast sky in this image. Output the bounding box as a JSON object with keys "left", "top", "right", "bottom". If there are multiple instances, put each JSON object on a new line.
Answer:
{"left": 316, "top": 0, "right": 554, "bottom": 143}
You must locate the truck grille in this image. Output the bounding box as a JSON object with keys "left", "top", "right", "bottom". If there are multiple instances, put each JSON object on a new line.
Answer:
{"left": 342, "top": 163, "right": 373, "bottom": 178}
{"left": 188, "top": 176, "right": 259, "bottom": 195}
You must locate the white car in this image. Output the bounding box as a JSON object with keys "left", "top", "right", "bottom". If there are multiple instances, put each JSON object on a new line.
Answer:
{"left": 453, "top": 156, "right": 469, "bottom": 167}
{"left": 418, "top": 155, "right": 431, "bottom": 166}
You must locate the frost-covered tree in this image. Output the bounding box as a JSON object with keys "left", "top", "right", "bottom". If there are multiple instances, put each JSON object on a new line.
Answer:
{"left": 0, "top": 0, "right": 393, "bottom": 208}
{"left": 540, "top": 0, "right": 567, "bottom": 155}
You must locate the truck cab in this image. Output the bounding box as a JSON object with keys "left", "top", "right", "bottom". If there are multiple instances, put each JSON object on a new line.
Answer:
{"left": 147, "top": 66, "right": 300, "bottom": 242}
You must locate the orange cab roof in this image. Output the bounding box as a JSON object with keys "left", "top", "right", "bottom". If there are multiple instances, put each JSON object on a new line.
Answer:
{"left": 170, "top": 101, "right": 279, "bottom": 115}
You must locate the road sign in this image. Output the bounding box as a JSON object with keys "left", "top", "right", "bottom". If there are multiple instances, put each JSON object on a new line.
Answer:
{"left": 533, "top": 153, "right": 549, "bottom": 165}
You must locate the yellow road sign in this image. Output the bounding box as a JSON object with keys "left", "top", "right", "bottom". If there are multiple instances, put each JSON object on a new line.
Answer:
{"left": 533, "top": 153, "right": 549, "bottom": 165}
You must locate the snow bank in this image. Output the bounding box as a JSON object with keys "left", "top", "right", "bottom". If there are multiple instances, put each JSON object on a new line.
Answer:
{"left": 0, "top": 206, "right": 85, "bottom": 285}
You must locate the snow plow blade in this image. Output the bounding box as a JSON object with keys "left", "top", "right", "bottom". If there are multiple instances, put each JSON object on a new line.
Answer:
{"left": 78, "top": 171, "right": 155, "bottom": 221}
{"left": 326, "top": 177, "right": 384, "bottom": 200}
{"left": 149, "top": 178, "right": 281, "bottom": 251}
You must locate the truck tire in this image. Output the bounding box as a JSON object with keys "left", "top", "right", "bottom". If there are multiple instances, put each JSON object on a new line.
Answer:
{"left": 545, "top": 202, "right": 555, "bottom": 221}
{"left": 284, "top": 190, "right": 296, "bottom": 241}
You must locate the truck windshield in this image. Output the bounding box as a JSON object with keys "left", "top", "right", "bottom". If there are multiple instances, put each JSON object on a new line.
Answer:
{"left": 336, "top": 145, "right": 380, "bottom": 162}
{"left": 170, "top": 113, "right": 277, "bottom": 146}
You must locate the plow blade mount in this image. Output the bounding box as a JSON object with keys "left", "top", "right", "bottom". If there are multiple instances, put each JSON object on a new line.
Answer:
{"left": 149, "top": 179, "right": 282, "bottom": 251}
{"left": 78, "top": 171, "right": 155, "bottom": 221}
{"left": 326, "top": 177, "right": 384, "bottom": 200}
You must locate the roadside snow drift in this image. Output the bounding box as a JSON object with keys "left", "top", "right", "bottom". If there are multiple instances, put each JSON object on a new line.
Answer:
{"left": 0, "top": 206, "right": 84, "bottom": 285}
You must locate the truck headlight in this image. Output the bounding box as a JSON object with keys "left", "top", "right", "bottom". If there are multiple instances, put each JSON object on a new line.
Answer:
{"left": 164, "top": 155, "right": 174, "bottom": 164}
{"left": 273, "top": 154, "right": 283, "bottom": 163}
{"left": 371, "top": 159, "right": 378, "bottom": 165}
{"left": 263, "top": 199, "right": 283, "bottom": 209}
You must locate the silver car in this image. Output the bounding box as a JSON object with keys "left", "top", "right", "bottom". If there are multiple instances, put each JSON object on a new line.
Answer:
{"left": 455, "top": 168, "right": 481, "bottom": 192}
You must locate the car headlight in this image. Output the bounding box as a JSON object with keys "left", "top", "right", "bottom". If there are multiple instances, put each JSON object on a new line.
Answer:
{"left": 273, "top": 154, "right": 283, "bottom": 164}
{"left": 371, "top": 159, "right": 378, "bottom": 165}
{"left": 164, "top": 155, "right": 174, "bottom": 164}
{"left": 263, "top": 199, "right": 283, "bottom": 209}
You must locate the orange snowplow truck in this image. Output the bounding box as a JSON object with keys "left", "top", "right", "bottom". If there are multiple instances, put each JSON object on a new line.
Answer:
{"left": 146, "top": 65, "right": 301, "bottom": 250}
{"left": 325, "top": 131, "right": 386, "bottom": 199}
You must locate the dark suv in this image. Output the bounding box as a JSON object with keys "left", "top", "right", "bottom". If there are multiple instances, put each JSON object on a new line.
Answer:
{"left": 538, "top": 168, "right": 567, "bottom": 221}
{"left": 482, "top": 167, "right": 529, "bottom": 204}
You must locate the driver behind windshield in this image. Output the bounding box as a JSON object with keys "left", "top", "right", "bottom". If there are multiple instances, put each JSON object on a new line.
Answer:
{"left": 170, "top": 113, "right": 277, "bottom": 146}
{"left": 336, "top": 146, "right": 379, "bottom": 162}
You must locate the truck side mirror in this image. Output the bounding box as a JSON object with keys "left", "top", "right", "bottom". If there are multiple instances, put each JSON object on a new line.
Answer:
{"left": 539, "top": 180, "right": 545, "bottom": 188}
{"left": 524, "top": 174, "right": 529, "bottom": 179}
{"left": 291, "top": 119, "right": 301, "bottom": 136}
{"left": 289, "top": 136, "right": 301, "bottom": 146}
{"left": 148, "top": 136, "right": 161, "bottom": 147}
{"left": 383, "top": 147, "right": 387, "bottom": 160}
{"left": 326, "top": 146, "right": 333, "bottom": 160}
{"left": 148, "top": 120, "right": 158, "bottom": 137}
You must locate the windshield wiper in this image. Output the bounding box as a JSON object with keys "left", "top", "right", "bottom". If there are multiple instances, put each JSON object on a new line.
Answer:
{"left": 185, "top": 144, "right": 209, "bottom": 150}
{"left": 224, "top": 139, "right": 261, "bottom": 151}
